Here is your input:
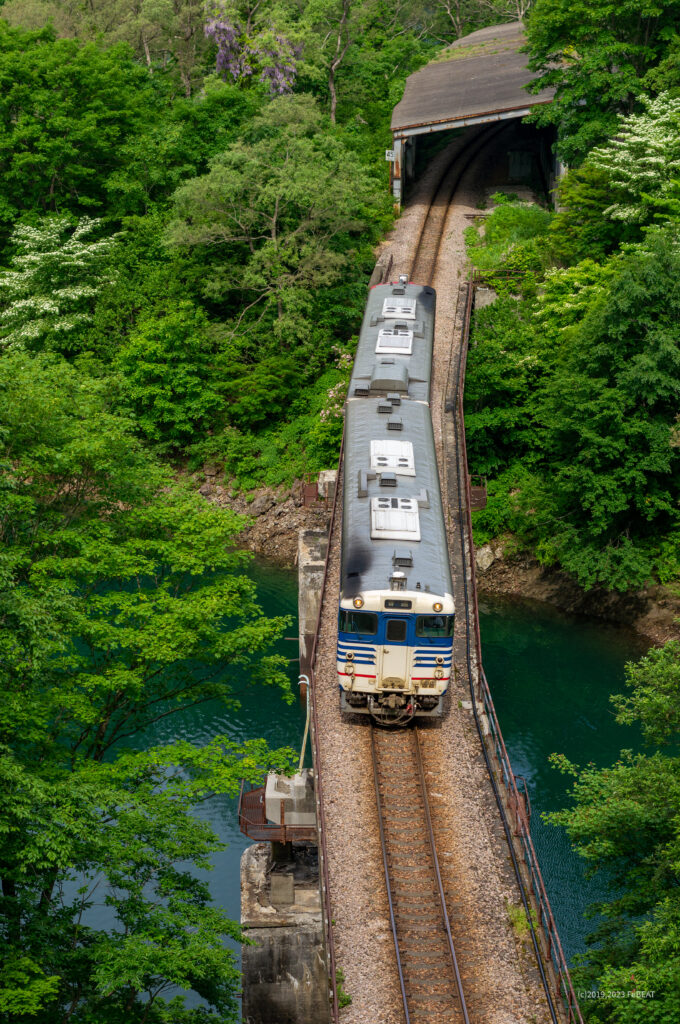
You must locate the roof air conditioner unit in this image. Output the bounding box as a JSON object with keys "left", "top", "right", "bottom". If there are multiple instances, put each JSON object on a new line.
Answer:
{"left": 379, "top": 472, "right": 397, "bottom": 487}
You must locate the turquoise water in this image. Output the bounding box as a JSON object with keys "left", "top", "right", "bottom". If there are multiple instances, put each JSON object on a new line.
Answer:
{"left": 81, "top": 556, "right": 646, "bottom": 970}
{"left": 478, "top": 593, "right": 645, "bottom": 961}
{"left": 154, "top": 568, "right": 645, "bottom": 965}
{"left": 140, "top": 558, "right": 308, "bottom": 927}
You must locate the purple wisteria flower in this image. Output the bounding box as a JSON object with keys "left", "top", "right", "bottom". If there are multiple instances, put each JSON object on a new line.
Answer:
{"left": 205, "top": 17, "right": 300, "bottom": 95}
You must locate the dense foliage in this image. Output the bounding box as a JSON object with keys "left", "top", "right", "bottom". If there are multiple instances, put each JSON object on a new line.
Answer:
{"left": 525, "top": 0, "right": 680, "bottom": 164}
{"left": 0, "top": 0, "right": 511, "bottom": 1017}
{"left": 466, "top": 21, "right": 680, "bottom": 1018}
{"left": 466, "top": 94, "right": 680, "bottom": 592}
{"left": 0, "top": 352, "right": 298, "bottom": 1020}
{"left": 546, "top": 641, "right": 680, "bottom": 1021}
{"left": 2, "top": 0, "right": 679, "bottom": 1014}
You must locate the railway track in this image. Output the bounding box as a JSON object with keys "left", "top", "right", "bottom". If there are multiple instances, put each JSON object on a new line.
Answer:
{"left": 308, "top": 123, "right": 579, "bottom": 1024}
{"left": 409, "top": 124, "right": 507, "bottom": 286}
{"left": 371, "top": 724, "right": 469, "bottom": 1024}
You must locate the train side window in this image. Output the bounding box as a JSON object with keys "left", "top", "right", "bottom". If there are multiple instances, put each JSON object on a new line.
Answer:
{"left": 386, "top": 619, "right": 407, "bottom": 642}
{"left": 416, "top": 615, "right": 454, "bottom": 638}
{"left": 339, "top": 610, "right": 378, "bottom": 635}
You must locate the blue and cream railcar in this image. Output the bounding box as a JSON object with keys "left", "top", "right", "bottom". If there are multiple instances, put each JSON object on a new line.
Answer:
{"left": 337, "top": 279, "right": 453, "bottom": 725}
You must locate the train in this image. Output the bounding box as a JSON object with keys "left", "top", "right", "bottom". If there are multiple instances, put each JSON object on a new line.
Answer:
{"left": 337, "top": 275, "right": 454, "bottom": 726}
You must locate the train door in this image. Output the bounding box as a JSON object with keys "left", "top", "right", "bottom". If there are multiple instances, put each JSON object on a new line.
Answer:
{"left": 380, "top": 617, "right": 410, "bottom": 684}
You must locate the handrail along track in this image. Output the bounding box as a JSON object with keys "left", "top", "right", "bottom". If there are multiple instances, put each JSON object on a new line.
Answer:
{"left": 307, "top": 435, "right": 345, "bottom": 1024}
{"left": 451, "top": 280, "right": 584, "bottom": 1022}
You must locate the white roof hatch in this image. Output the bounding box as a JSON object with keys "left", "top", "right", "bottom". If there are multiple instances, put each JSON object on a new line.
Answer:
{"left": 376, "top": 328, "right": 413, "bottom": 355}
{"left": 370, "top": 496, "right": 421, "bottom": 540}
{"left": 382, "top": 296, "right": 416, "bottom": 320}
{"left": 370, "top": 439, "right": 416, "bottom": 476}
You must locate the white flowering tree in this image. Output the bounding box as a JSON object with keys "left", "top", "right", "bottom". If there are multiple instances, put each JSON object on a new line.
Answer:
{"left": 590, "top": 93, "right": 680, "bottom": 226}
{"left": 0, "top": 216, "right": 117, "bottom": 353}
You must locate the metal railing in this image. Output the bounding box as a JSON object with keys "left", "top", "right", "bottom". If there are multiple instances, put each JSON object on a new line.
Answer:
{"left": 477, "top": 671, "right": 583, "bottom": 1019}
{"left": 307, "top": 433, "right": 345, "bottom": 1024}
{"left": 456, "top": 279, "right": 583, "bottom": 1023}
{"left": 238, "top": 781, "right": 317, "bottom": 844}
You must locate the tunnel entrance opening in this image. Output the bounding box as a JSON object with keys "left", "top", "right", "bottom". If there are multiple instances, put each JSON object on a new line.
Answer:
{"left": 403, "top": 121, "right": 557, "bottom": 207}
{"left": 390, "top": 22, "right": 557, "bottom": 206}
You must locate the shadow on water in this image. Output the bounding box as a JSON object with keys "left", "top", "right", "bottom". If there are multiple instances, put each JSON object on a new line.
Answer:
{"left": 137, "top": 557, "right": 306, "bottom": 927}
{"left": 479, "top": 593, "right": 647, "bottom": 962}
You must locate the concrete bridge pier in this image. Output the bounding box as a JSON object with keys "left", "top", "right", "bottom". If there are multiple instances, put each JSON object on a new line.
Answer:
{"left": 240, "top": 523, "right": 331, "bottom": 1024}
{"left": 241, "top": 843, "right": 327, "bottom": 1024}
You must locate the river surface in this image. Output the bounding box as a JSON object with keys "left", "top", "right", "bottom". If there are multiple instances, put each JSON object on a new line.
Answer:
{"left": 106, "top": 558, "right": 646, "bottom": 967}
{"left": 478, "top": 594, "right": 645, "bottom": 960}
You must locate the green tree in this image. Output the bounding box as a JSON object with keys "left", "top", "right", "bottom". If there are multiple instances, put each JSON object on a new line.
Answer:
{"left": 0, "top": 22, "right": 155, "bottom": 226}
{"left": 533, "top": 226, "right": 680, "bottom": 590}
{"left": 0, "top": 216, "right": 118, "bottom": 353}
{"left": 115, "top": 302, "right": 225, "bottom": 447}
{"left": 1, "top": 0, "right": 210, "bottom": 95}
{"left": 588, "top": 92, "right": 680, "bottom": 228}
{"left": 611, "top": 641, "right": 680, "bottom": 746}
{"left": 525, "top": 0, "right": 680, "bottom": 163}
{"left": 166, "top": 92, "right": 390, "bottom": 342}
{"left": 547, "top": 641, "right": 680, "bottom": 1021}
{"left": 548, "top": 162, "right": 625, "bottom": 264}
{"left": 104, "top": 76, "right": 263, "bottom": 218}
{"left": 0, "top": 352, "right": 295, "bottom": 1019}
{"left": 464, "top": 295, "right": 541, "bottom": 475}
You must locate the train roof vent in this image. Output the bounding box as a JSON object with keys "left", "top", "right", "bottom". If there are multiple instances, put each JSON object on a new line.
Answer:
{"left": 353, "top": 384, "right": 369, "bottom": 396}
{"left": 370, "top": 440, "right": 415, "bottom": 476}
{"left": 370, "top": 496, "right": 421, "bottom": 541}
{"left": 379, "top": 472, "right": 397, "bottom": 487}
{"left": 387, "top": 393, "right": 401, "bottom": 406}
{"left": 378, "top": 401, "right": 392, "bottom": 413}
{"left": 370, "top": 361, "right": 409, "bottom": 393}
{"left": 393, "top": 548, "right": 413, "bottom": 567}
{"left": 387, "top": 416, "right": 403, "bottom": 431}
{"left": 376, "top": 328, "right": 413, "bottom": 355}
{"left": 382, "top": 296, "right": 416, "bottom": 320}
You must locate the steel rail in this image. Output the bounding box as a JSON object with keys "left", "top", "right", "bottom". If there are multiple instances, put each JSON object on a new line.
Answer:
{"left": 370, "top": 726, "right": 411, "bottom": 1024}
{"left": 307, "top": 430, "right": 345, "bottom": 1024}
{"left": 450, "top": 280, "right": 583, "bottom": 1023}
{"left": 412, "top": 727, "right": 470, "bottom": 1024}
{"left": 370, "top": 725, "right": 470, "bottom": 1024}
{"left": 409, "top": 123, "right": 507, "bottom": 286}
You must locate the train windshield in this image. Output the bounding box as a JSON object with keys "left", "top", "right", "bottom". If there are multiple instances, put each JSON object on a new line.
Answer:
{"left": 416, "top": 615, "right": 454, "bottom": 638}
{"left": 339, "top": 610, "right": 378, "bottom": 635}
{"left": 386, "top": 619, "right": 407, "bottom": 642}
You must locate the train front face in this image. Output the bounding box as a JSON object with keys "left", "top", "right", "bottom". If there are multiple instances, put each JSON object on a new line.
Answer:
{"left": 337, "top": 590, "right": 454, "bottom": 725}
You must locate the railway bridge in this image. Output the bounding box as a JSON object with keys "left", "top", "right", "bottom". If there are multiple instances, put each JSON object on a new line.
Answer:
{"left": 240, "top": 25, "right": 582, "bottom": 1024}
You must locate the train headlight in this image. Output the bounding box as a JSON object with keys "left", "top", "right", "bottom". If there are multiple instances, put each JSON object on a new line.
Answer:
{"left": 345, "top": 652, "right": 354, "bottom": 661}
{"left": 434, "top": 667, "right": 444, "bottom": 679}
{"left": 436, "top": 656, "right": 444, "bottom": 665}
{"left": 353, "top": 596, "right": 364, "bottom": 608}
{"left": 433, "top": 601, "right": 443, "bottom": 612}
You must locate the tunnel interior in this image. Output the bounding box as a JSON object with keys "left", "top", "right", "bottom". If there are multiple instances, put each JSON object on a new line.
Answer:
{"left": 404, "top": 121, "right": 558, "bottom": 206}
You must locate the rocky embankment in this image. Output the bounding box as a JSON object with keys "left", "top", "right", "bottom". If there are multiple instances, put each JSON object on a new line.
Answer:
{"left": 475, "top": 542, "right": 680, "bottom": 647}
{"left": 196, "top": 467, "right": 330, "bottom": 567}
